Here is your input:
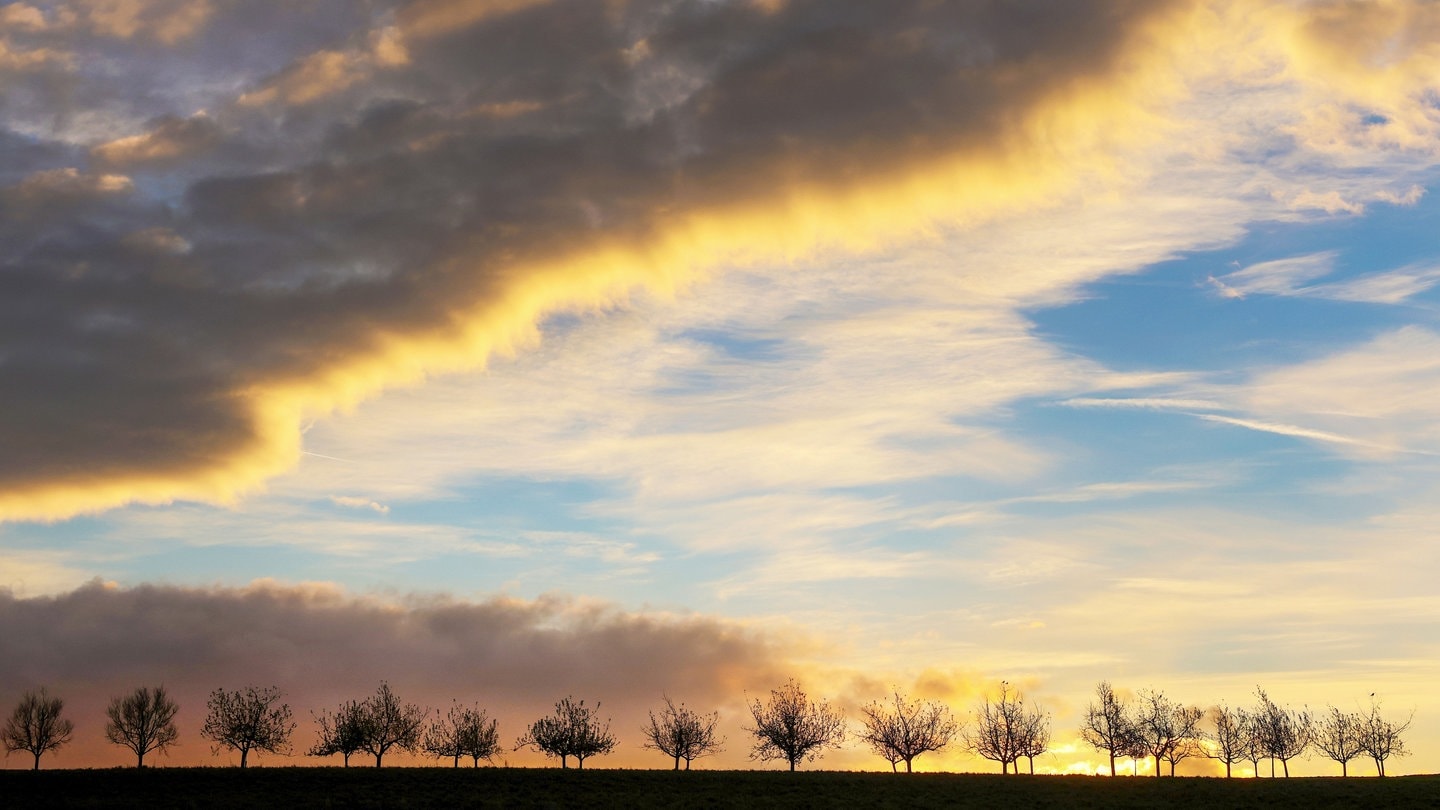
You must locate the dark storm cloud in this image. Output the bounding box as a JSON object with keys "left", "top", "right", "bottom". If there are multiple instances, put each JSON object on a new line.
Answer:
{"left": 0, "top": 0, "right": 1189, "bottom": 519}
{"left": 0, "top": 580, "right": 786, "bottom": 765}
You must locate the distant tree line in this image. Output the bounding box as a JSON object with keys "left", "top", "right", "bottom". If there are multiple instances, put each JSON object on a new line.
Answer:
{"left": 0, "top": 679, "right": 1413, "bottom": 776}
{"left": 1079, "top": 681, "right": 1411, "bottom": 778}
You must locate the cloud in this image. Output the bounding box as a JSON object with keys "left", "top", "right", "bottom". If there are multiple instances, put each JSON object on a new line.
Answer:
{"left": 0, "top": 580, "right": 788, "bottom": 768}
{"left": 0, "top": 0, "right": 1214, "bottom": 522}
{"left": 91, "top": 114, "right": 220, "bottom": 167}
{"left": 328, "top": 495, "right": 390, "bottom": 515}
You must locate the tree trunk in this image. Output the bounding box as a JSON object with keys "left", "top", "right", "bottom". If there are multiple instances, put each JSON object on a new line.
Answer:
{"left": 137, "top": 750, "right": 145, "bottom": 769}
{"left": 1154, "top": 755, "right": 1161, "bottom": 777}
{"left": 560, "top": 755, "right": 568, "bottom": 769}
{"left": 1341, "top": 761, "right": 1347, "bottom": 777}
{"left": 674, "top": 755, "right": 680, "bottom": 770}
{"left": 1225, "top": 762, "right": 1231, "bottom": 778}
{"left": 453, "top": 754, "right": 460, "bottom": 768}
{"left": 577, "top": 757, "right": 585, "bottom": 770}
{"left": 905, "top": 758, "right": 912, "bottom": 774}
{"left": 1029, "top": 756, "right": 1035, "bottom": 775}
{"left": 240, "top": 748, "right": 249, "bottom": 769}
{"left": 789, "top": 758, "right": 796, "bottom": 772}
{"left": 1282, "top": 759, "right": 1289, "bottom": 778}
{"left": 375, "top": 750, "right": 384, "bottom": 768}
{"left": 685, "top": 758, "right": 691, "bottom": 770}
{"left": 1169, "top": 760, "right": 1176, "bottom": 776}
{"left": 33, "top": 751, "right": 41, "bottom": 771}
{"left": 1109, "top": 753, "right": 1116, "bottom": 776}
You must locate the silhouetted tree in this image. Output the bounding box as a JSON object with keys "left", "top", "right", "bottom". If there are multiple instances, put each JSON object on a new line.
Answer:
{"left": 355, "top": 682, "right": 427, "bottom": 767}
{"left": 1080, "top": 681, "right": 1131, "bottom": 776}
{"left": 2, "top": 688, "right": 74, "bottom": 770}
{"left": 1360, "top": 697, "right": 1411, "bottom": 776}
{"left": 1132, "top": 689, "right": 1202, "bottom": 777}
{"left": 1204, "top": 704, "right": 1250, "bottom": 778}
{"left": 1016, "top": 702, "right": 1051, "bottom": 775}
{"left": 640, "top": 696, "right": 723, "bottom": 770}
{"left": 200, "top": 686, "right": 295, "bottom": 768}
{"left": 965, "top": 682, "right": 1029, "bottom": 774}
{"left": 516, "top": 696, "right": 617, "bottom": 769}
{"left": 1254, "top": 688, "right": 1310, "bottom": 777}
{"left": 105, "top": 685, "right": 179, "bottom": 768}
{"left": 1160, "top": 725, "right": 1204, "bottom": 776}
{"left": 1241, "top": 709, "right": 1265, "bottom": 778}
{"left": 744, "top": 679, "right": 845, "bottom": 771}
{"left": 424, "top": 701, "right": 500, "bottom": 767}
{"left": 1312, "top": 705, "right": 1364, "bottom": 776}
{"left": 308, "top": 700, "right": 368, "bottom": 766}
{"left": 858, "top": 689, "right": 958, "bottom": 773}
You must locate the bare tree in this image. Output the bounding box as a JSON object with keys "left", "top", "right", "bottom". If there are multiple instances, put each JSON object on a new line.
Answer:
{"left": 2, "top": 688, "right": 74, "bottom": 770}
{"left": 308, "top": 700, "right": 369, "bottom": 766}
{"left": 1359, "top": 697, "right": 1411, "bottom": 777}
{"left": 965, "top": 682, "right": 1029, "bottom": 774}
{"left": 355, "top": 682, "right": 427, "bottom": 767}
{"left": 641, "top": 696, "right": 723, "bottom": 770}
{"left": 1132, "top": 690, "right": 1203, "bottom": 777}
{"left": 1016, "top": 702, "right": 1051, "bottom": 775}
{"left": 1241, "top": 710, "right": 1265, "bottom": 778}
{"left": 1160, "top": 722, "right": 1204, "bottom": 776}
{"left": 1119, "top": 723, "right": 1148, "bottom": 775}
{"left": 1204, "top": 704, "right": 1250, "bottom": 778}
{"left": 1253, "top": 688, "right": 1310, "bottom": 777}
{"left": 424, "top": 701, "right": 500, "bottom": 767}
{"left": 516, "top": 696, "right": 617, "bottom": 769}
{"left": 1080, "top": 681, "right": 1131, "bottom": 776}
{"left": 857, "top": 689, "right": 958, "bottom": 773}
{"left": 1312, "top": 706, "right": 1364, "bottom": 777}
{"left": 200, "top": 686, "right": 295, "bottom": 768}
{"left": 105, "top": 685, "right": 180, "bottom": 768}
{"left": 744, "top": 679, "right": 845, "bottom": 771}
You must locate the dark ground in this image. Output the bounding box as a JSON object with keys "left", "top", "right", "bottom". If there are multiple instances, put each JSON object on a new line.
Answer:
{"left": 2, "top": 768, "right": 1438, "bottom": 809}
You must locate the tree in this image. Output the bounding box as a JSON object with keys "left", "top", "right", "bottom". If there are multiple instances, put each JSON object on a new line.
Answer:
{"left": 1312, "top": 706, "right": 1364, "bottom": 777}
{"left": 105, "top": 685, "right": 179, "bottom": 768}
{"left": 640, "top": 696, "right": 723, "bottom": 770}
{"left": 1204, "top": 704, "right": 1250, "bottom": 778}
{"left": 356, "top": 682, "right": 428, "bottom": 767}
{"left": 1253, "top": 688, "right": 1310, "bottom": 777}
{"left": 1132, "top": 689, "right": 1202, "bottom": 777}
{"left": 516, "top": 696, "right": 617, "bottom": 769}
{"left": 1079, "top": 681, "right": 1131, "bottom": 776}
{"left": 308, "top": 700, "right": 369, "bottom": 766}
{"left": 2, "top": 688, "right": 74, "bottom": 770}
{"left": 744, "top": 679, "right": 845, "bottom": 771}
{"left": 965, "top": 682, "right": 1029, "bottom": 774}
{"left": 1359, "top": 697, "right": 1411, "bottom": 776}
{"left": 200, "top": 686, "right": 295, "bottom": 768}
{"left": 1160, "top": 724, "right": 1204, "bottom": 776}
{"left": 1016, "top": 702, "right": 1052, "bottom": 775}
{"left": 857, "top": 689, "right": 958, "bottom": 773}
{"left": 424, "top": 701, "right": 501, "bottom": 767}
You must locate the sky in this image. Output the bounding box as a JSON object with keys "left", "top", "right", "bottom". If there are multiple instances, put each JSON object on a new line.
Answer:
{"left": 2, "top": 0, "right": 1439, "bottom": 775}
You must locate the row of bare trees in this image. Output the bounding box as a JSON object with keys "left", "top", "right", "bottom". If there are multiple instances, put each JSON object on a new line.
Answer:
{"left": 2, "top": 679, "right": 1410, "bottom": 776}
{"left": 1080, "top": 681, "right": 1412, "bottom": 777}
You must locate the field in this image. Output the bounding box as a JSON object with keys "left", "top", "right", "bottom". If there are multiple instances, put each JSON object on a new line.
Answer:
{"left": 3, "top": 768, "right": 1437, "bottom": 809}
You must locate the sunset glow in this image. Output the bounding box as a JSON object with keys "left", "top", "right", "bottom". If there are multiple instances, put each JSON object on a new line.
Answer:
{"left": 3, "top": 0, "right": 1440, "bottom": 776}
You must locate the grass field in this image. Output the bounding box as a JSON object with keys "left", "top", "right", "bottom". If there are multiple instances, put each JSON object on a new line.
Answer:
{"left": 3, "top": 768, "right": 1437, "bottom": 809}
